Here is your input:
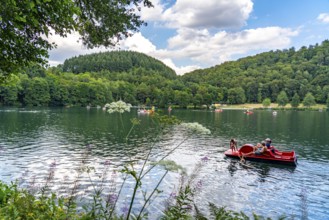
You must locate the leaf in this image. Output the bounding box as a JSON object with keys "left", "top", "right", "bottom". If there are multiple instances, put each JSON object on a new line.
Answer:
{"left": 15, "top": 15, "right": 26, "bottom": 23}
{"left": 151, "top": 160, "right": 185, "bottom": 173}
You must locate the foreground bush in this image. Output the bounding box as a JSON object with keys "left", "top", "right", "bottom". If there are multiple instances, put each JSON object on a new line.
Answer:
{"left": 0, "top": 181, "right": 286, "bottom": 220}
{"left": 0, "top": 181, "right": 81, "bottom": 219}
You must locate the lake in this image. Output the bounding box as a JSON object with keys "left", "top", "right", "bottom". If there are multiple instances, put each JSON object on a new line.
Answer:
{"left": 0, "top": 107, "right": 328, "bottom": 219}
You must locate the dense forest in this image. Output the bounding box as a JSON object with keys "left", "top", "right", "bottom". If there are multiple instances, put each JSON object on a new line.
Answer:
{"left": 182, "top": 40, "right": 329, "bottom": 105}
{"left": 1, "top": 41, "right": 329, "bottom": 108}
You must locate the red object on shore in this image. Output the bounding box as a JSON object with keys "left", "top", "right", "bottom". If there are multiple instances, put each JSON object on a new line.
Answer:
{"left": 224, "top": 144, "right": 297, "bottom": 166}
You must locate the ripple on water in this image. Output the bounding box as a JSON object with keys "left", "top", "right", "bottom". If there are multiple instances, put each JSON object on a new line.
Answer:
{"left": 1, "top": 108, "right": 329, "bottom": 219}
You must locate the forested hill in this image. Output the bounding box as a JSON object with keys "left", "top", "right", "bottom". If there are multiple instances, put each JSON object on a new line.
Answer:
{"left": 182, "top": 40, "right": 329, "bottom": 104}
{"left": 1, "top": 41, "right": 329, "bottom": 108}
{"left": 63, "top": 51, "right": 176, "bottom": 79}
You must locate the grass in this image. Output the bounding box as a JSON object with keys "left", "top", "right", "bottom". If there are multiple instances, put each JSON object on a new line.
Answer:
{"left": 220, "top": 103, "right": 327, "bottom": 110}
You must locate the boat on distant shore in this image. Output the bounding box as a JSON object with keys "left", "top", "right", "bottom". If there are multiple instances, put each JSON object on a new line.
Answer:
{"left": 224, "top": 144, "right": 297, "bottom": 166}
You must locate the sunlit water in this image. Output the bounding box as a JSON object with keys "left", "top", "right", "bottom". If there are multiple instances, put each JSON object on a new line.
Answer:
{"left": 0, "top": 107, "right": 328, "bottom": 219}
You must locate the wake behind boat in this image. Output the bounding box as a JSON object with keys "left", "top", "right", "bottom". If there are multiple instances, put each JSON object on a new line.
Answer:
{"left": 225, "top": 144, "right": 297, "bottom": 166}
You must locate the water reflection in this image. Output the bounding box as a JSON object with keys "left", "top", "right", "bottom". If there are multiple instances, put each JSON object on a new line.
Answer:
{"left": 227, "top": 160, "right": 239, "bottom": 176}
{"left": 0, "top": 107, "right": 329, "bottom": 219}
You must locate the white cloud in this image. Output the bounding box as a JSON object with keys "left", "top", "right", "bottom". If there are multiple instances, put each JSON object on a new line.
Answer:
{"left": 47, "top": 31, "right": 193, "bottom": 75}
{"left": 142, "top": 0, "right": 253, "bottom": 29}
{"left": 175, "top": 65, "right": 201, "bottom": 75}
{"left": 119, "top": 32, "right": 156, "bottom": 53}
{"left": 48, "top": 32, "right": 109, "bottom": 65}
{"left": 153, "top": 26, "right": 298, "bottom": 68}
{"left": 48, "top": 25, "right": 298, "bottom": 75}
{"left": 118, "top": 33, "right": 200, "bottom": 75}
{"left": 47, "top": 0, "right": 300, "bottom": 76}
{"left": 48, "top": 32, "right": 157, "bottom": 66}
{"left": 160, "top": 58, "right": 200, "bottom": 75}
{"left": 140, "top": 0, "right": 166, "bottom": 22}
{"left": 317, "top": 13, "right": 329, "bottom": 23}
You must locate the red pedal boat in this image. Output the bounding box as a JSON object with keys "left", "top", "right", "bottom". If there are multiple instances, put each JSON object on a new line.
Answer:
{"left": 224, "top": 144, "right": 297, "bottom": 166}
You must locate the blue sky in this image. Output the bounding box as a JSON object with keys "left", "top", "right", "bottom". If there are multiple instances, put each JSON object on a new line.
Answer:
{"left": 48, "top": 0, "right": 329, "bottom": 74}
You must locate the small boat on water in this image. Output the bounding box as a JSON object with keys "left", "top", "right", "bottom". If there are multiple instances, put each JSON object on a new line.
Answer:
{"left": 244, "top": 110, "right": 253, "bottom": 115}
{"left": 224, "top": 144, "right": 297, "bottom": 166}
{"left": 138, "top": 106, "right": 155, "bottom": 114}
{"left": 138, "top": 109, "right": 151, "bottom": 114}
{"left": 214, "top": 108, "right": 223, "bottom": 112}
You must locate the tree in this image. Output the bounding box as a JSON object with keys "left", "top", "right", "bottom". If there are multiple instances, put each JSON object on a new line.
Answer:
{"left": 326, "top": 94, "right": 329, "bottom": 110}
{"left": 227, "top": 87, "right": 246, "bottom": 104}
{"left": 277, "top": 91, "right": 289, "bottom": 107}
{"left": 173, "top": 90, "right": 192, "bottom": 108}
{"left": 303, "top": 92, "right": 316, "bottom": 108}
{"left": 0, "top": 0, "right": 152, "bottom": 81}
{"left": 262, "top": 98, "right": 271, "bottom": 108}
{"left": 22, "top": 77, "right": 50, "bottom": 106}
{"left": 291, "top": 93, "right": 300, "bottom": 108}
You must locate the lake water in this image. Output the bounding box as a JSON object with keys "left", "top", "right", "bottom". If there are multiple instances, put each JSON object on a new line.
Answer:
{"left": 0, "top": 107, "right": 328, "bottom": 219}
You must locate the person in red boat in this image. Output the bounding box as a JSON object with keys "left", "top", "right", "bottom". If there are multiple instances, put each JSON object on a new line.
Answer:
{"left": 240, "top": 143, "right": 266, "bottom": 163}
{"left": 254, "top": 143, "right": 266, "bottom": 155}
{"left": 261, "top": 140, "right": 266, "bottom": 148}
{"left": 265, "top": 138, "right": 277, "bottom": 153}
{"left": 244, "top": 143, "right": 266, "bottom": 156}
{"left": 265, "top": 138, "right": 272, "bottom": 148}
{"left": 230, "top": 138, "right": 238, "bottom": 151}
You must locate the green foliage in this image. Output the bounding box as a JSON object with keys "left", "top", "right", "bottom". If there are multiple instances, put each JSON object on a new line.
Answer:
{"left": 0, "top": 0, "right": 152, "bottom": 80}
{"left": 262, "top": 98, "right": 271, "bottom": 107}
{"left": 63, "top": 51, "right": 176, "bottom": 79}
{"left": 153, "top": 160, "right": 186, "bottom": 173}
{"left": 303, "top": 92, "right": 316, "bottom": 108}
{"left": 22, "top": 77, "right": 50, "bottom": 106}
{"left": 0, "top": 77, "right": 19, "bottom": 105}
{"left": 291, "top": 93, "right": 300, "bottom": 108}
{"left": 206, "top": 203, "right": 286, "bottom": 220}
{"left": 327, "top": 94, "right": 329, "bottom": 109}
{"left": 182, "top": 40, "right": 329, "bottom": 105}
{"left": 0, "top": 181, "right": 80, "bottom": 220}
{"left": 208, "top": 203, "right": 249, "bottom": 220}
{"left": 162, "top": 185, "right": 194, "bottom": 220}
{"left": 227, "top": 87, "right": 246, "bottom": 104}
{"left": 174, "top": 90, "right": 193, "bottom": 108}
{"left": 277, "top": 91, "right": 289, "bottom": 107}
{"left": 3, "top": 40, "right": 329, "bottom": 107}
{"left": 0, "top": 0, "right": 77, "bottom": 79}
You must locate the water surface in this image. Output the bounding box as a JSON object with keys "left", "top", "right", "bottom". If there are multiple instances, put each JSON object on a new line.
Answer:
{"left": 0, "top": 107, "right": 328, "bottom": 219}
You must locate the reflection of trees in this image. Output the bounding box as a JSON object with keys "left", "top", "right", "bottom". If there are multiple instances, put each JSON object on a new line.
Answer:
{"left": 0, "top": 108, "right": 159, "bottom": 159}
{"left": 300, "top": 187, "right": 308, "bottom": 220}
{"left": 227, "top": 160, "right": 239, "bottom": 176}
{"left": 0, "top": 109, "right": 48, "bottom": 137}
{"left": 256, "top": 165, "right": 271, "bottom": 182}
{"left": 255, "top": 164, "right": 296, "bottom": 183}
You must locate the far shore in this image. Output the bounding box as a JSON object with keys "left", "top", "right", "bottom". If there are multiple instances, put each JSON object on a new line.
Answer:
{"left": 218, "top": 103, "right": 327, "bottom": 110}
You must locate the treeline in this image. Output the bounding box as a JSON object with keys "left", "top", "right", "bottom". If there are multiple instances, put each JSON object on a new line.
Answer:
{"left": 182, "top": 40, "right": 329, "bottom": 105}
{"left": 0, "top": 66, "right": 184, "bottom": 107}
{"left": 1, "top": 41, "right": 329, "bottom": 107}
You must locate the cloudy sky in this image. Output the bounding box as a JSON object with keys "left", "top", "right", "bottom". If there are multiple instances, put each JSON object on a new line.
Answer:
{"left": 48, "top": 0, "right": 329, "bottom": 75}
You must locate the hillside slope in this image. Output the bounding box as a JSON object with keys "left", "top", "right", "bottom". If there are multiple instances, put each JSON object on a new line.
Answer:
{"left": 63, "top": 51, "right": 176, "bottom": 79}
{"left": 181, "top": 40, "right": 329, "bottom": 103}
